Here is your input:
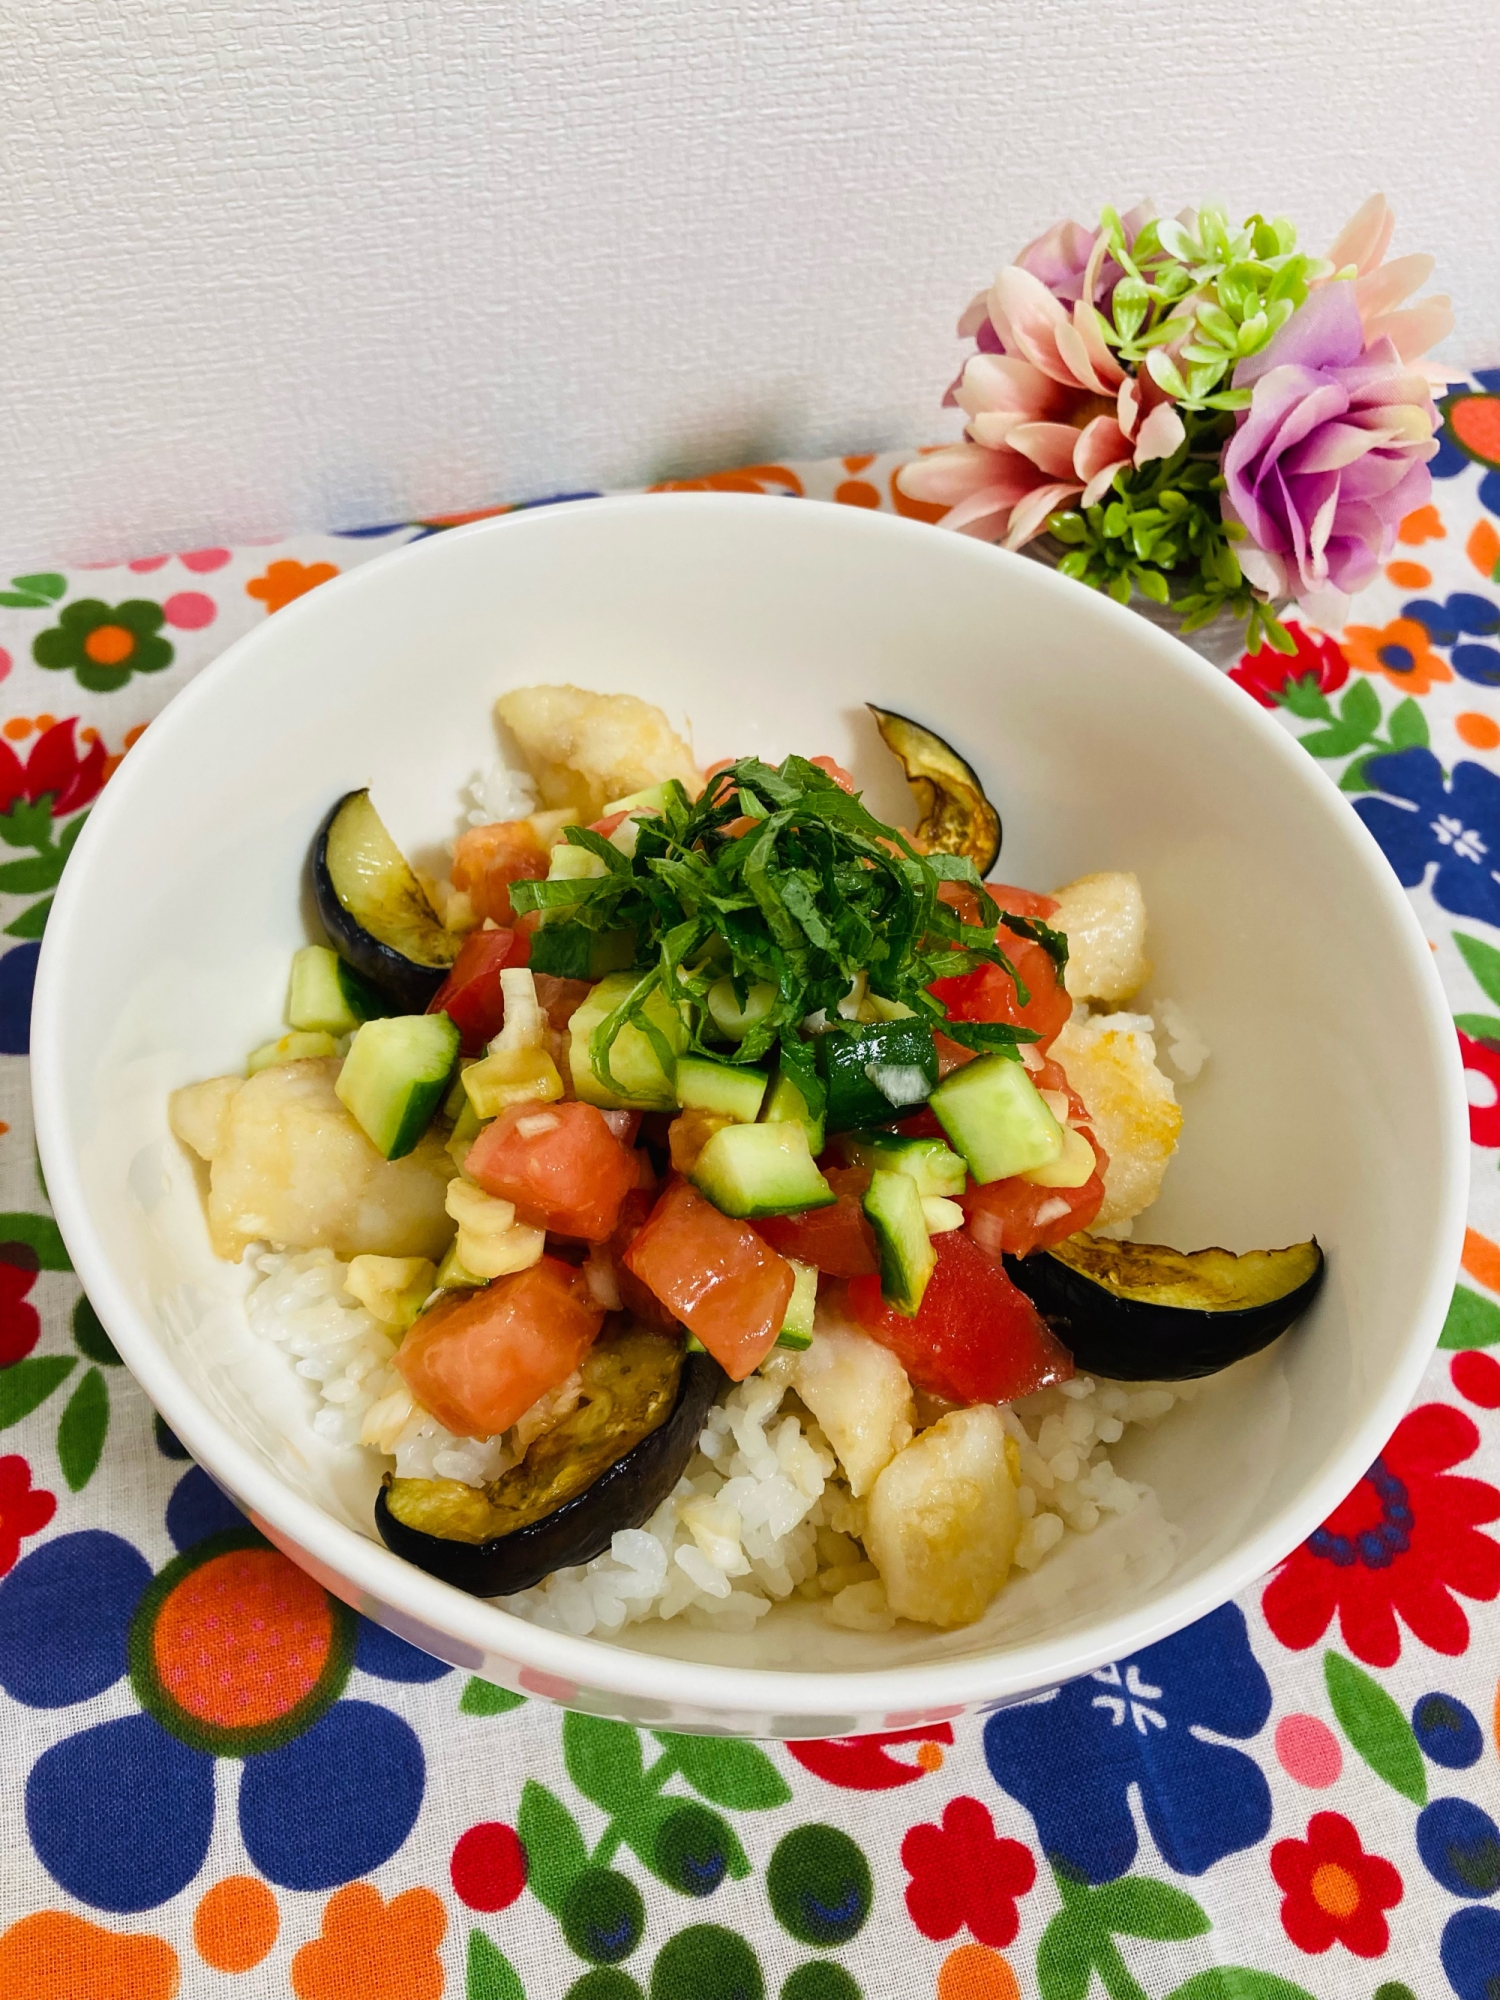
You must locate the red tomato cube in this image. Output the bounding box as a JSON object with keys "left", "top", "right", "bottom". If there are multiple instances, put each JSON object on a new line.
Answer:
{"left": 451, "top": 820, "right": 551, "bottom": 926}
{"left": 757, "top": 1165, "right": 879, "bottom": 1277}
{"left": 465, "top": 1101, "right": 639, "bottom": 1243}
{"left": 623, "top": 1179, "right": 793, "bottom": 1381}
{"left": 847, "top": 1227, "right": 1073, "bottom": 1404}
{"left": 427, "top": 928, "right": 530, "bottom": 1050}
{"left": 394, "top": 1256, "right": 603, "bottom": 1438}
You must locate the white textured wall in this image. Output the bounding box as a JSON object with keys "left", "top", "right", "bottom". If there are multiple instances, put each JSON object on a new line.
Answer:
{"left": 3, "top": 0, "right": 1496, "bottom": 562}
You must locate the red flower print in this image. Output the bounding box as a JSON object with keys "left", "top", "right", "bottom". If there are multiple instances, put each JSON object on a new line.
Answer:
{"left": 901, "top": 1796, "right": 1036, "bottom": 1947}
{"left": 789, "top": 1723, "right": 955, "bottom": 1789}
{"left": 0, "top": 719, "right": 106, "bottom": 819}
{"left": 0, "top": 1247, "right": 40, "bottom": 1365}
{"left": 1460, "top": 1030, "right": 1500, "bottom": 1147}
{"left": 1271, "top": 1811, "right": 1402, "bottom": 1958}
{"left": 1229, "top": 622, "right": 1350, "bottom": 708}
{"left": 0, "top": 1456, "right": 56, "bottom": 1575}
{"left": 1262, "top": 1403, "right": 1500, "bottom": 1666}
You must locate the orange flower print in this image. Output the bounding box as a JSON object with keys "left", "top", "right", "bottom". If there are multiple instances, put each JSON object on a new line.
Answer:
{"left": 649, "top": 463, "right": 804, "bottom": 497}
{"left": 1342, "top": 616, "right": 1452, "bottom": 695}
{"left": 246, "top": 559, "right": 340, "bottom": 615}
{"left": 1398, "top": 503, "right": 1446, "bottom": 544}
{"left": 0, "top": 1910, "right": 178, "bottom": 2000}
{"left": 193, "top": 1875, "right": 278, "bottom": 1973}
{"left": 1468, "top": 520, "right": 1500, "bottom": 584}
{"left": 291, "top": 1883, "right": 445, "bottom": 2000}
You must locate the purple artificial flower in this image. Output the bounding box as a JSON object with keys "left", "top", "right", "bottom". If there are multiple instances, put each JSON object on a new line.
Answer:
{"left": 1222, "top": 283, "right": 1440, "bottom": 627}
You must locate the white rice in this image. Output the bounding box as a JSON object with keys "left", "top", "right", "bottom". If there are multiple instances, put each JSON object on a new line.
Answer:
{"left": 464, "top": 761, "right": 537, "bottom": 828}
{"left": 244, "top": 1247, "right": 1193, "bottom": 1637}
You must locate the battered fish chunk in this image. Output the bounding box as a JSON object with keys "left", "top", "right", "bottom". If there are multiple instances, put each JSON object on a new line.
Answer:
{"left": 1051, "top": 1012, "right": 1181, "bottom": 1224}
{"left": 1050, "top": 872, "right": 1149, "bottom": 1005}
{"left": 495, "top": 685, "right": 701, "bottom": 820}
{"left": 170, "top": 1058, "right": 455, "bottom": 1262}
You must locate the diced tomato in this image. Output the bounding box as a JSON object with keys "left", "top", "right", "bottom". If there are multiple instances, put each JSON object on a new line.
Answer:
{"left": 959, "top": 1151, "right": 1106, "bottom": 1260}
{"left": 451, "top": 820, "right": 551, "bottom": 926}
{"left": 810, "top": 755, "right": 857, "bottom": 794}
{"left": 988, "top": 883, "right": 1059, "bottom": 920}
{"left": 847, "top": 1228, "right": 1073, "bottom": 1403}
{"left": 929, "top": 926, "right": 1070, "bottom": 1052}
{"left": 465, "top": 1101, "right": 638, "bottom": 1242}
{"left": 588, "top": 810, "right": 630, "bottom": 839}
{"left": 607, "top": 1186, "right": 680, "bottom": 1331}
{"left": 934, "top": 878, "right": 1058, "bottom": 929}
{"left": 622, "top": 1179, "right": 793, "bottom": 1380}
{"left": 394, "top": 1256, "right": 603, "bottom": 1438}
{"left": 934, "top": 1030, "right": 977, "bottom": 1078}
{"left": 532, "top": 974, "right": 593, "bottom": 1032}
{"left": 426, "top": 927, "right": 530, "bottom": 1050}
{"left": 757, "top": 1165, "right": 879, "bottom": 1278}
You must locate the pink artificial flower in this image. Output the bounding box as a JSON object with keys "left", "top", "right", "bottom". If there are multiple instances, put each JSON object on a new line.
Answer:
{"left": 900, "top": 231, "right": 1184, "bottom": 548}
{"left": 1223, "top": 282, "right": 1440, "bottom": 626}
{"left": 1322, "top": 194, "right": 1455, "bottom": 382}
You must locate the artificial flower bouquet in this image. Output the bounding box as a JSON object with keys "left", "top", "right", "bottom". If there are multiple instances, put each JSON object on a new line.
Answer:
{"left": 898, "top": 196, "right": 1453, "bottom": 651}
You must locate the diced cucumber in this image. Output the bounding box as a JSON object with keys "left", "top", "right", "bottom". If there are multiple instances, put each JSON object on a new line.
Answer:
{"left": 247, "top": 1030, "right": 339, "bottom": 1074}
{"left": 777, "top": 1257, "right": 818, "bottom": 1349}
{"left": 930, "top": 1053, "right": 1064, "bottom": 1183}
{"left": 836, "top": 1129, "right": 967, "bottom": 1198}
{"left": 676, "top": 1055, "right": 769, "bottom": 1123}
{"left": 567, "top": 971, "right": 686, "bottom": 1110}
{"left": 863, "top": 1168, "right": 936, "bottom": 1316}
{"left": 603, "top": 783, "right": 672, "bottom": 816}
{"left": 434, "top": 1237, "right": 487, "bottom": 1291}
{"left": 447, "top": 1097, "right": 482, "bottom": 1171}
{"left": 335, "top": 1013, "right": 460, "bottom": 1160}
{"left": 690, "top": 1121, "right": 835, "bottom": 1219}
{"left": 761, "top": 1069, "right": 825, "bottom": 1155}
{"left": 814, "top": 1020, "right": 939, "bottom": 1132}
{"left": 287, "top": 944, "right": 384, "bottom": 1036}
{"left": 547, "top": 841, "right": 609, "bottom": 883}
{"left": 527, "top": 923, "right": 636, "bottom": 981}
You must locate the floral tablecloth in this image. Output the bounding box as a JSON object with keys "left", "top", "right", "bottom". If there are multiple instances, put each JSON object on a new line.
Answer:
{"left": 3, "top": 397, "right": 1500, "bottom": 2000}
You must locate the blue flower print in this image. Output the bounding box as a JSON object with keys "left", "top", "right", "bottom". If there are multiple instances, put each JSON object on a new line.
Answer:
{"left": 0, "top": 1466, "right": 450, "bottom": 1912}
{"left": 981, "top": 1601, "right": 1273, "bottom": 1885}
{"left": 1401, "top": 592, "right": 1500, "bottom": 687}
{"left": 1354, "top": 749, "right": 1500, "bottom": 926}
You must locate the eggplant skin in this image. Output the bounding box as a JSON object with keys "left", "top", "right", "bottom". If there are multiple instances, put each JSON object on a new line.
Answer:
{"left": 1004, "top": 1235, "right": 1325, "bottom": 1381}
{"left": 312, "top": 790, "right": 458, "bottom": 1014}
{"left": 374, "top": 1346, "right": 727, "bottom": 1597}
{"left": 867, "top": 705, "right": 1002, "bottom": 875}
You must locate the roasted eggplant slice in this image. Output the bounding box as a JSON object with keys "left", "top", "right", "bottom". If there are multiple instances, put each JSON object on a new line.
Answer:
{"left": 868, "top": 706, "right": 1002, "bottom": 875}
{"left": 313, "top": 790, "right": 460, "bottom": 1012}
{"left": 374, "top": 1325, "right": 726, "bottom": 1595}
{"left": 1004, "top": 1233, "right": 1324, "bottom": 1380}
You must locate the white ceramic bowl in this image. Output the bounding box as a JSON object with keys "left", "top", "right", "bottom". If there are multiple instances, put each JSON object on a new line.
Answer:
{"left": 32, "top": 494, "right": 1467, "bottom": 1735}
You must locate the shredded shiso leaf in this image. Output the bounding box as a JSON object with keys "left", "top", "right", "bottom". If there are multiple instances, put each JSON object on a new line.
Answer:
{"left": 510, "top": 755, "right": 1067, "bottom": 1100}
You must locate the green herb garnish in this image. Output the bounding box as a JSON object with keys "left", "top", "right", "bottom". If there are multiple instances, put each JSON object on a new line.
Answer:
{"left": 510, "top": 756, "right": 1066, "bottom": 1102}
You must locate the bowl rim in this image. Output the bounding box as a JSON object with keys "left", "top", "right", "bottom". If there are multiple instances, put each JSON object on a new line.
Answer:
{"left": 30, "top": 491, "right": 1470, "bottom": 1722}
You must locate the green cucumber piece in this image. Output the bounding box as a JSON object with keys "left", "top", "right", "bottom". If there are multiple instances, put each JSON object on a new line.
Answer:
{"left": 690, "top": 1121, "right": 834, "bottom": 1219}
{"left": 287, "top": 944, "right": 385, "bottom": 1036}
{"left": 777, "top": 1257, "right": 818, "bottom": 1349}
{"left": 814, "top": 1020, "right": 939, "bottom": 1133}
{"left": 761, "top": 1070, "right": 825, "bottom": 1155}
{"left": 335, "top": 1013, "right": 460, "bottom": 1160}
{"left": 676, "top": 1055, "right": 769, "bottom": 1122}
{"left": 837, "top": 1129, "right": 967, "bottom": 1198}
{"left": 930, "top": 1053, "right": 1064, "bottom": 1183}
{"left": 434, "top": 1237, "right": 487, "bottom": 1291}
{"left": 863, "top": 1169, "right": 936, "bottom": 1316}
{"left": 247, "top": 1030, "right": 340, "bottom": 1075}
{"left": 567, "top": 971, "right": 686, "bottom": 1110}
